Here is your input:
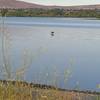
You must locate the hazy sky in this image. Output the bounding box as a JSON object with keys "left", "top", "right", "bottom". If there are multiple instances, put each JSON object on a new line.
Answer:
{"left": 19, "top": 0, "right": 100, "bottom": 6}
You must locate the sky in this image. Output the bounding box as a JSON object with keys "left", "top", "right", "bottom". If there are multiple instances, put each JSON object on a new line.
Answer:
{"left": 19, "top": 0, "right": 100, "bottom": 6}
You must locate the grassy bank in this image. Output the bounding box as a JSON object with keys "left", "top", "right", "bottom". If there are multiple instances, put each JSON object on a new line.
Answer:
{"left": 0, "top": 80, "right": 100, "bottom": 100}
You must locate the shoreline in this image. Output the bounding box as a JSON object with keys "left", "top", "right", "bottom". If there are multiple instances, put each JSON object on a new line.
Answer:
{"left": 0, "top": 16, "right": 99, "bottom": 19}
{"left": 0, "top": 80, "right": 100, "bottom": 95}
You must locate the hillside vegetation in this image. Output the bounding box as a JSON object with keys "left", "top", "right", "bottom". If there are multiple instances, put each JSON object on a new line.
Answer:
{"left": 0, "top": 8, "right": 100, "bottom": 18}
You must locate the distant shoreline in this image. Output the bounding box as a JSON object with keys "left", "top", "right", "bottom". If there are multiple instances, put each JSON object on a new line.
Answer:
{"left": 0, "top": 9, "right": 100, "bottom": 18}
{"left": 0, "top": 16, "right": 99, "bottom": 21}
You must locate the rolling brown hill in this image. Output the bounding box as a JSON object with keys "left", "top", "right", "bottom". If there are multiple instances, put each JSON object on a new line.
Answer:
{"left": 0, "top": 0, "right": 46, "bottom": 9}
{"left": 0, "top": 0, "right": 100, "bottom": 10}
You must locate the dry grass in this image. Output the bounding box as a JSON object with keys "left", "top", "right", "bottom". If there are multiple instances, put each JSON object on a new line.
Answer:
{"left": 0, "top": 80, "right": 99, "bottom": 100}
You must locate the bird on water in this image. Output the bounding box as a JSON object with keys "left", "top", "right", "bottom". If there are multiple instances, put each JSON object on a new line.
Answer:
{"left": 51, "top": 31, "right": 55, "bottom": 36}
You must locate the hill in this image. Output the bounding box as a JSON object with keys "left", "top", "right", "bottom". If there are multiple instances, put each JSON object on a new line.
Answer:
{"left": 0, "top": 0, "right": 100, "bottom": 10}
{"left": 0, "top": 0, "right": 46, "bottom": 9}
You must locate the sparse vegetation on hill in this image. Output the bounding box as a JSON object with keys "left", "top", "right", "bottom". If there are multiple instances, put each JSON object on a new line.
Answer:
{"left": 1, "top": 0, "right": 100, "bottom": 18}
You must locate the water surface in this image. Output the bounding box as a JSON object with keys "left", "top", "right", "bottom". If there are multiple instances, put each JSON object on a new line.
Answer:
{"left": 0, "top": 17, "right": 100, "bottom": 91}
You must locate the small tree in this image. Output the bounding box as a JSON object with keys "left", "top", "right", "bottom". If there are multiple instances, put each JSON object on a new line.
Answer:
{"left": 1, "top": 9, "right": 8, "bottom": 17}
